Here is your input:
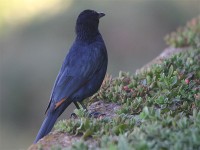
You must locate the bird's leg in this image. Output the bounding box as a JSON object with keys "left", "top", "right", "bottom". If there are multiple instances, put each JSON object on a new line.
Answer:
{"left": 71, "top": 102, "right": 81, "bottom": 118}
{"left": 80, "top": 102, "right": 106, "bottom": 118}
{"left": 78, "top": 102, "right": 106, "bottom": 118}
{"left": 79, "top": 101, "right": 88, "bottom": 111}
{"left": 74, "top": 101, "right": 80, "bottom": 109}
{"left": 71, "top": 101, "right": 106, "bottom": 119}
{"left": 71, "top": 101, "right": 87, "bottom": 118}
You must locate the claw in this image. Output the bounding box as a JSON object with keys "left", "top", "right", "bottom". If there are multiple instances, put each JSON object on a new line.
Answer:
{"left": 89, "top": 112, "right": 106, "bottom": 118}
{"left": 70, "top": 113, "right": 78, "bottom": 119}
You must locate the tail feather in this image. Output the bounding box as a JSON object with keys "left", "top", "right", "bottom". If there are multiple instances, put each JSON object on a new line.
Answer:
{"left": 34, "top": 113, "right": 58, "bottom": 143}
{"left": 34, "top": 101, "right": 71, "bottom": 143}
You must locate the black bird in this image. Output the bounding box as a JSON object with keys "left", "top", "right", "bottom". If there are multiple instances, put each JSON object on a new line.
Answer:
{"left": 34, "top": 9, "right": 108, "bottom": 143}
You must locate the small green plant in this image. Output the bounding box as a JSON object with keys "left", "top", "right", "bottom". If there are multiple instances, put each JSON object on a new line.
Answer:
{"left": 165, "top": 16, "right": 200, "bottom": 48}
{"left": 70, "top": 141, "right": 88, "bottom": 150}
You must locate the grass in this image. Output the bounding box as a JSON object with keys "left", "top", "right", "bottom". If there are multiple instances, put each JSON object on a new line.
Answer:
{"left": 52, "top": 16, "right": 200, "bottom": 150}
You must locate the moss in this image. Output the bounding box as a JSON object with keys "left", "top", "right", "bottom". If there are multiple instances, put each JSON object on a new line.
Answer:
{"left": 53, "top": 17, "right": 200, "bottom": 150}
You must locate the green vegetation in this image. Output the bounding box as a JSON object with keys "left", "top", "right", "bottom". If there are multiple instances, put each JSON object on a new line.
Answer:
{"left": 53, "top": 17, "right": 200, "bottom": 150}
{"left": 165, "top": 16, "right": 200, "bottom": 48}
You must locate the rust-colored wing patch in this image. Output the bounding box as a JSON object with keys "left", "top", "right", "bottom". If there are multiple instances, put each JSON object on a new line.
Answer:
{"left": 55, "top": 98, "right": 65, "bottom": 110}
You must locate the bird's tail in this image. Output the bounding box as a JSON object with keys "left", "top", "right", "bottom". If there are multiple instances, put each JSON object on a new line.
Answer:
{"left": 34, "top": 101, "right": 71, "bottom": 143}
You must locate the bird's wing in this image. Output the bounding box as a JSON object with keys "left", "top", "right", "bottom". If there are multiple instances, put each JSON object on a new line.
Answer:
{"left": 46, "top": 43, "right": 106, "bottom": 112}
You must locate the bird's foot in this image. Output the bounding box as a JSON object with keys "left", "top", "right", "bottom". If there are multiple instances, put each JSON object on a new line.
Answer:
{"left": 70, "top": 113, "right": 78, "bottom": 119}
{"left": 89, "top": 112, "right": 106, "bottom": 119}
{"left": 70, "top": 112, "right": 106, "bottom": 119}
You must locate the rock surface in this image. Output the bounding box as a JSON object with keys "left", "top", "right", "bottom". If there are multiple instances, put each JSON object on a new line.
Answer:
{"left": 28, "top": 101, "right": 120, "bottom": 150}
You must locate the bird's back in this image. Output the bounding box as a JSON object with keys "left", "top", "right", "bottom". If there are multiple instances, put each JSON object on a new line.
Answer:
{"left": 51, "top": 33, "right": 107, "bottom": 102}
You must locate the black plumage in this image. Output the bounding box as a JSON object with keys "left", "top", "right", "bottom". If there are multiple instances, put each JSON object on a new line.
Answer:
{"left": 34, "top": 9, "right": 108, "bottom": 143}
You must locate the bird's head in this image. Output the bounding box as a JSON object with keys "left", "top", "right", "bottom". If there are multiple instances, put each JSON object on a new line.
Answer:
{"left": 75, "top": 10, "right": 105, "bottom": 39}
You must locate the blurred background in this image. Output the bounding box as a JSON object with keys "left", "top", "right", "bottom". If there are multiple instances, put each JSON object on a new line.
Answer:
{"left": 0, "top": 0, "right": 200, "bottom": 149}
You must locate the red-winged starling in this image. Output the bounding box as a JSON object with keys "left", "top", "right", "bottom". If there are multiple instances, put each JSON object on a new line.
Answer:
{"left": 34, "top": 9, "right": 108, "bottom": 143}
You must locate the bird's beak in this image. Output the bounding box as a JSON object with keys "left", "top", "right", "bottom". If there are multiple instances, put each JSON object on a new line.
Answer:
{"left": 98, "top": 12, "right": 105, "bottom": 18}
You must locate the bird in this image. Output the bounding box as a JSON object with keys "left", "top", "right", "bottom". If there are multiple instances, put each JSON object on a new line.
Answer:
{"left": 34, "top": 9, "right": 108, "bottom": 143}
